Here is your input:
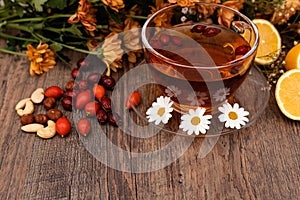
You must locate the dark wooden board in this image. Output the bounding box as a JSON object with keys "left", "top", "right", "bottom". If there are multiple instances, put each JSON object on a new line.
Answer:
{"left": 0, "top": 43, "right": 299, "bottom": 199}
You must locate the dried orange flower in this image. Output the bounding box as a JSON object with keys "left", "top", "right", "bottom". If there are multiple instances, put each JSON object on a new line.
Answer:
{"left": 150, "top": 0, "right": 173, "bottom": 27}
{"left": 26, "top": 43, "right": 56, "bottom": 76}
{"left": 68, "top": 0, "right": 97, "bottom": 36}
{"left": 101, "top": 32, "right": 124, "bottom": 75}
{"left": 218, "top": 1, "right": 244, "bottom": 27}
{"left": 169, "top": 0, "right": 221, "bottom": 7}
{"left": 102, "top": 0, "right": 125, "bottom": 12}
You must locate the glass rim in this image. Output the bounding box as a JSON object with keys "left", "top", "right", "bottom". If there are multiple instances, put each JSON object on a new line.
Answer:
{"left": 141, "top": 2, "right": 260, "bottom": 70}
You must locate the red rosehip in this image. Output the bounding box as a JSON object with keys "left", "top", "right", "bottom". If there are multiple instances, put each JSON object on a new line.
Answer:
{"left": 235, "top": 45, "right": 251, "bottom": 55}
{"left": 191, "top": 24, "right": 206, "bottom": 33}
{"left": 202, "top": 27, "right": 221, "bottom": 37}
{"left": 71, "top": 68, "right": 81, "bottom": 79}
{"left": 126, "top": 91, "right": 141, "bottom": 109}
{"left": 45, "top": 86, "right": 64, "bottom": 99}
{"left": 100, "top": 75, "right": 115, "bottom": 90}
{"left": 56, "top": 117, "right": 71, "bottom": 137}
{"left": 100, "top": 96, "right": 112, "bottom": 112}
{"left": 96, "top": 109, "right": 108, "bottom": 124}
{"left": 77, "top": 118, "right": 91, "bottom": 136}
{"left": 159, "top": 34, "right": 170, "bottom": 45}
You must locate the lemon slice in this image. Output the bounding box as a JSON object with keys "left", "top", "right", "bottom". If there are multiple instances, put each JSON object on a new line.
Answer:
{"left": 275, "top": 69, "right": 300, "bottom": 120}
{"left": 252, "top": 19, "right": 282, "bottom": 65}
{"left": 285, "top": 43, "right": 300, "bottom": 70}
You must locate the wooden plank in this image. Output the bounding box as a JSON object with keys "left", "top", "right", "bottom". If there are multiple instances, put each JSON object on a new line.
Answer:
{"left": 0, "top": 46, "right": 299, "bottom": 199}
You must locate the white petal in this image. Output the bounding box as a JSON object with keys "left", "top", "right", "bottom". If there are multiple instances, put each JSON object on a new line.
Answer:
{"left": 218, "top": 114, "right": 227, "bottom": 122}
{"left": 233, "top": 103, "right": 239, "bottom": 110}
{"left": 154, "top": 119, "right": 161, "bottom": 125}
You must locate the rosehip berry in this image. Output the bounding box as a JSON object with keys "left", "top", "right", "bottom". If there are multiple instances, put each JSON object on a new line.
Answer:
{"left": 61, "top": 96, "right": 73, "bottom": 111}
{"left": 87, "top": 73, "right": 101, "bottom": 84}
{"left": 84, "top": 101, "right": 99, "bottom": 117}
{"left": 108, "top": 112, "right": 121, "bottom": 127}
{"left": 191, "top": 24, "right": 206, "bottom": 33}
{"left": 171, "top": 36, "right": 183, "bottom": 46}
{"left": 77, "top": 58, "right": 89, "bottom": 71}
{"left": 71, "top": 68, "right": 81, "bottom": 79}
{"left": 45, "top": 86, "right": 64, "bottom": 99}
{"left": 150, "top": 40, "right": 162, "bottom": 50}
{"left": 159, "top": 34, "right": 170, "bottom": 45}
{"left": 78, "top": 80, "right": 89, "bottom": 90}
{"left": 76, "top": 90, "right": 92, "bottom": 109}
{"left": 126, "top": 91, "right": 141, "bottom": 109}
{"left": 100, "top": 75, "right": 115, "bottom": 90}
{"left": 77, "top": 118, "right": 91, "bottom": 136}
{"left": 202, "top": 27, "right": 221, "bottom": 37}
{"left": 93, "top": 84, "right": 106, "bottom": 100}
{"left": 235, "top": 45, "right": 251, "bottom": 55}
{"left": 56, "top": 117, "right": 71, "bottom": 137}
{"left": 65, "top": 80, "right": 76, "bottom": 91}
{"left": 100, "top": 96, "right": 112, "bottom": 111}
{"left": 96, "top": 109, "right": 108, "bottom": 124}
{"left": 64, "top": 89, "right": 80, "bottom": 98}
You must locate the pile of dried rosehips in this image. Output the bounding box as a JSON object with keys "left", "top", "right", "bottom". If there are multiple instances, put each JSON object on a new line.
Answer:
{"left": 17, "top": 57, "right": 141, "bottom": 139}
{"left": 66, "top": 57, "right": 141, "bottom": 136}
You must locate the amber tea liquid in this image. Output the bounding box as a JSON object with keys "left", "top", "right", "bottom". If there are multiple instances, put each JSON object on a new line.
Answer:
{"left": 146, "top": 24, "right": 253, "bottom": 113}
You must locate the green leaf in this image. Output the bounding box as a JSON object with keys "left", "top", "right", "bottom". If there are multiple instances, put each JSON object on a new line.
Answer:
{"left": 69, "top": 24, "right": 83, "bottom": 37}
{"left": 47, "top": 0, "right": 68, "bottom": 10}
{"left": 50, "top": 42, "right": 63, "bottom": 52}
{"left": 15, "top": 5, "right": 25, "bottom": 17}
{"left": 31, "top": 0, "right": 48, "bottom": 12}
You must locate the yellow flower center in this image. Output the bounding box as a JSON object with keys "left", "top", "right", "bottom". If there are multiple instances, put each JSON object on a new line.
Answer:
{"left": 157, "top": 107, "right": 165, "bottom": 117}
{"left": 191, "top": 116, "right": 201, "bottom": 125}
{"left": 228, "top": 111, "right": 238, "bottom": 120}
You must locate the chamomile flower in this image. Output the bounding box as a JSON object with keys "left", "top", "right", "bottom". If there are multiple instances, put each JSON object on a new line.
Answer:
{"left": 213, "top": 88, "right": 230, "bottom": 102}
{"left": 165, "top": 85, "right": 182, "bottom": 98}
{"left": 218, "top": 103, "right": 249, "bottom": 129}
{"left": 179, "top": 107, "right": 212, "bottom": 135}
{"left": 146, "top": 96, "right": 174, "bottom": 125}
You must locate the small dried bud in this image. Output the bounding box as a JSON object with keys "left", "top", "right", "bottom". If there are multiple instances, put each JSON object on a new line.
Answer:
{"left": 35, "top": 114, "right": 48, "bottom": 125}
{"left": 46, "top": 109, "right": 62, "bottom": 121}
{"left": 43, "top": 97, "right": 56, "bottom": 110}
{"left": 65, "top": 80, "right": 76, "bottom": 91}
{"left": 20, "top": 114, "right": 35, "bottom": 125}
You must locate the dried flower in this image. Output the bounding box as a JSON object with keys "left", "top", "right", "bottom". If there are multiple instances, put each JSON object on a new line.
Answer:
{"left": 271, "top": 0, "right": 300, "bottom": 25}
{"left": 26, "top": 43, "right": 56, "bottom": 76}
{"left": 218, "top": 1, "right": 244, "bottom": 27}
{"left": 150, "top": 0, "right": 172, "bottom": 27}
{"left": 101, "top": 32, "right": 124, "bottom": 75}
{"left": 68, "top": 0, "right": 98, "bottom": 36}
{"left": 122, "top": 18, "right": 142, "bottom": 63}
{"left": 109, "top": 18, "right": 142, "bottom": 64}
{"left": 102, "top": 0, "right": 125, "bottom": 12}
{"left": 169, "top": 0, "right": 221, "bottom": 7}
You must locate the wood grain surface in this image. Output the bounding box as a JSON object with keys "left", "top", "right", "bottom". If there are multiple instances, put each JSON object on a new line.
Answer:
{"left": 0, "top": 42, "right": 299, "bottom": 200}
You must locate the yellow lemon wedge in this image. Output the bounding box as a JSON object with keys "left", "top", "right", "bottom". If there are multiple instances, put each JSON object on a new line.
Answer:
{"left": 252, "top": 19, "right": 282, "bottom": 65}
{"left": 284, "top": 43, "right": 300, "bottom": 71}
{"left": 275, "top": 69, "right": 300, "bottom": 120}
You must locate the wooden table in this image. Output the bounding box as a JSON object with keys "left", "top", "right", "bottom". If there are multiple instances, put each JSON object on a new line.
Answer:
{"left": 0, "top": 42, "right": 299, "bottom": 199}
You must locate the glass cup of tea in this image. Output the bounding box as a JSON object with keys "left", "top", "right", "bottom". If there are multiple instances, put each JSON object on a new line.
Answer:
{"left": 141, "top": 2, "right": 259, "bottom": 114}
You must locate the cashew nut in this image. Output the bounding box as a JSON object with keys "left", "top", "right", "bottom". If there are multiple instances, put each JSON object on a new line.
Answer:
{"left": 37, "top": 120, "right": 56, "bottom": 139}
{"left": 21, "top": 123, "right": 44, "bottom": 133}
{"left": 15, "top": 98, "right": 31, "bottom": 110}
{"left": 31, "top": 88, "right": 44, "bottom": 104}
{"left": 17, "top": 100, "right": 34, "bottom": 116}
